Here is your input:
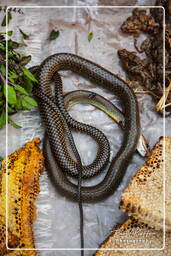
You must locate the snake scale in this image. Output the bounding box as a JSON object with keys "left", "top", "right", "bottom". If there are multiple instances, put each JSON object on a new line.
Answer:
{"left": 31, "top": 52, "right": 140, "bottom": 203}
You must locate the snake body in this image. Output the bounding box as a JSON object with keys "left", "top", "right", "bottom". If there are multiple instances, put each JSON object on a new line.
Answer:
{"left": 32, "top": 53, "right": 140, "bottom": 203}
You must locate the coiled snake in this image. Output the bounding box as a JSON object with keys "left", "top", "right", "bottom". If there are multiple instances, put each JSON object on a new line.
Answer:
{"left": 30, "top": 53, "right": 140, "bottom": 253}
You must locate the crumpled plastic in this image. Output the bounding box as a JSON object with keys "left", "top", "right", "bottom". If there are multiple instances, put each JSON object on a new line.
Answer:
{"left": 0, "top": 0, "right": 170, "bottom": 255}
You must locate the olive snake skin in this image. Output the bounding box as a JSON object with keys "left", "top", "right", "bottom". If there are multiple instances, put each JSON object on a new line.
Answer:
{"left": 31, "top": 52, "right": 140, "bottom": 203}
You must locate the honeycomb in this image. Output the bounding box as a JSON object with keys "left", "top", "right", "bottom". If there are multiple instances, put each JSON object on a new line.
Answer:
{"left": 0, "top": 221, "right": 19, "bottom": 256}
{"left": 95, "top": 217, "right": 171, "bottom": 255}
{"left": 95, "top": 137, "right": 171, "bottom": 255}
{"left": 0, "top": 138, "right": 44, "bottom": 256}
{"left": 120, "top": 137, "right": 171, "bottom": 231}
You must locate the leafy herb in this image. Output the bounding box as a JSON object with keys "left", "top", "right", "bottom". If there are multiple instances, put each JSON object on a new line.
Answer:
{"left": 88, "top": 32, "right": 94, "bottom": 42}
{"left": 19, "top": 28, "right": 29, "bottom": 40}
{"left": 0, "top": 11, "right": 39, "bottom": 129}
{"left": 49, "top": 30, "right": 60, "bottom": 40}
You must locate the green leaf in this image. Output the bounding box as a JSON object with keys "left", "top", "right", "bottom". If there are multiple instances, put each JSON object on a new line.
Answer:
{"left": 0, "top": 44, "right": 5, "bottom": 50}
{"left": 23, "top": 96, "right": 38, "bottom": 107}
{"left": 8, "top": 117, "right": 22, "bottom": 128}
{"left": 8, "top": 40, "right": 20, "bottom": 49}
{"left": 1, "top": 12, "right": 12, "bottom": 26}
{"left": 15, "top": 96, "right": 22, "bottom": 110}
{"left": 0, "top": 64, "right": 6, "bottom": 75}
{"left": 9, "top": 72, "right": 18, "bottom": 83}
{"left": 7, "top": 31, "right": 13, "bottom": 36}
{"left": 0, "top": 110, "right": 6, "bottom": 128}
{"left": 19, "top": 28, "right": 29, "bottom": 40}
{"left": 8, "top": 105, "right": 15, "bottom": 113}
{"left": 8, "top": 77, "right": 14, "bottom": 83}
{"left": 19, "top": 53, "right": 26, "bottom": 58}
{"left": 10, "top": 71, "right": 18, "bottom": 79}
{"left": 21, "top": 99, "right": 31, "bottom": 110}
{"left": 23, "top": 77, "right": 33, "bottom": 93}
{"left": 5, "top": 86, "right": 17, "bottom": 105}
{"left": 88, "top": 32, "right": 94, "bottom": 42}
{"left": 49, "top": 30, "right": 60, "bottom": 40}
{"left": 23, "top": 68, "right": 38, "bottom": 83}
{"left": 20, "top": 55, "right": 31, "bottom": 66}
{"left": 14, "top": 84, "right": 28, "bottom": 95}
{"left": 8, "top": 52, "right": 13, "bottom": 58}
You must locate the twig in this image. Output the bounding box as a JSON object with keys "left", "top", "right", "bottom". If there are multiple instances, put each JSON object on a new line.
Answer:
{"left": 164, "top": 102, "right": 171, "bottom": 108}
{"left": 134, "top": 89, "right": 160, "bottom": 99}
{"left": 156, "top": 79, "right": 171, "bottom": 111}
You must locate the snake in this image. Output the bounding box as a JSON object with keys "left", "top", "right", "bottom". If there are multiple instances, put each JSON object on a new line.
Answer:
{"left": 64, "top": 89, "right": 149, "bottom": 157}
{"left": 31, "top": 52, "right": 140, "bottom": 203}
{"left": 30, "top": 53, "right": 140, "bottom": 254}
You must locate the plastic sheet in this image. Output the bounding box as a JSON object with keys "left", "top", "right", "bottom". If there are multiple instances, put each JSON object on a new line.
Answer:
{"left": 0, "top": 0, "right": 170, "bottom": 255}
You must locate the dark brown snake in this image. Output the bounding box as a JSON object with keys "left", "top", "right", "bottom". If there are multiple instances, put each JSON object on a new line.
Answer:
{"left": 30, "top": 52, "right": 140, "bottom": 253}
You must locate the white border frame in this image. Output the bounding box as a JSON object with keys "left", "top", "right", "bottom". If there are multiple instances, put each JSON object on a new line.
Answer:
{"left": 5, "top": 5, "right": 166, "bottom": 252}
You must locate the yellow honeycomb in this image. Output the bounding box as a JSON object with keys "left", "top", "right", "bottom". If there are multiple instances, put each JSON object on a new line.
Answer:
{"left": 0, "top": 139, "right": 44, "bottom": 256}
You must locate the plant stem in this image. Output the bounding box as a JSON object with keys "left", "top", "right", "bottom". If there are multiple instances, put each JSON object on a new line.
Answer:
{"left": 156, "top": 79, "right": 171, "bottom": 111}
{"left": 134, "top": 89, "right": 160, "bottom": 99}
